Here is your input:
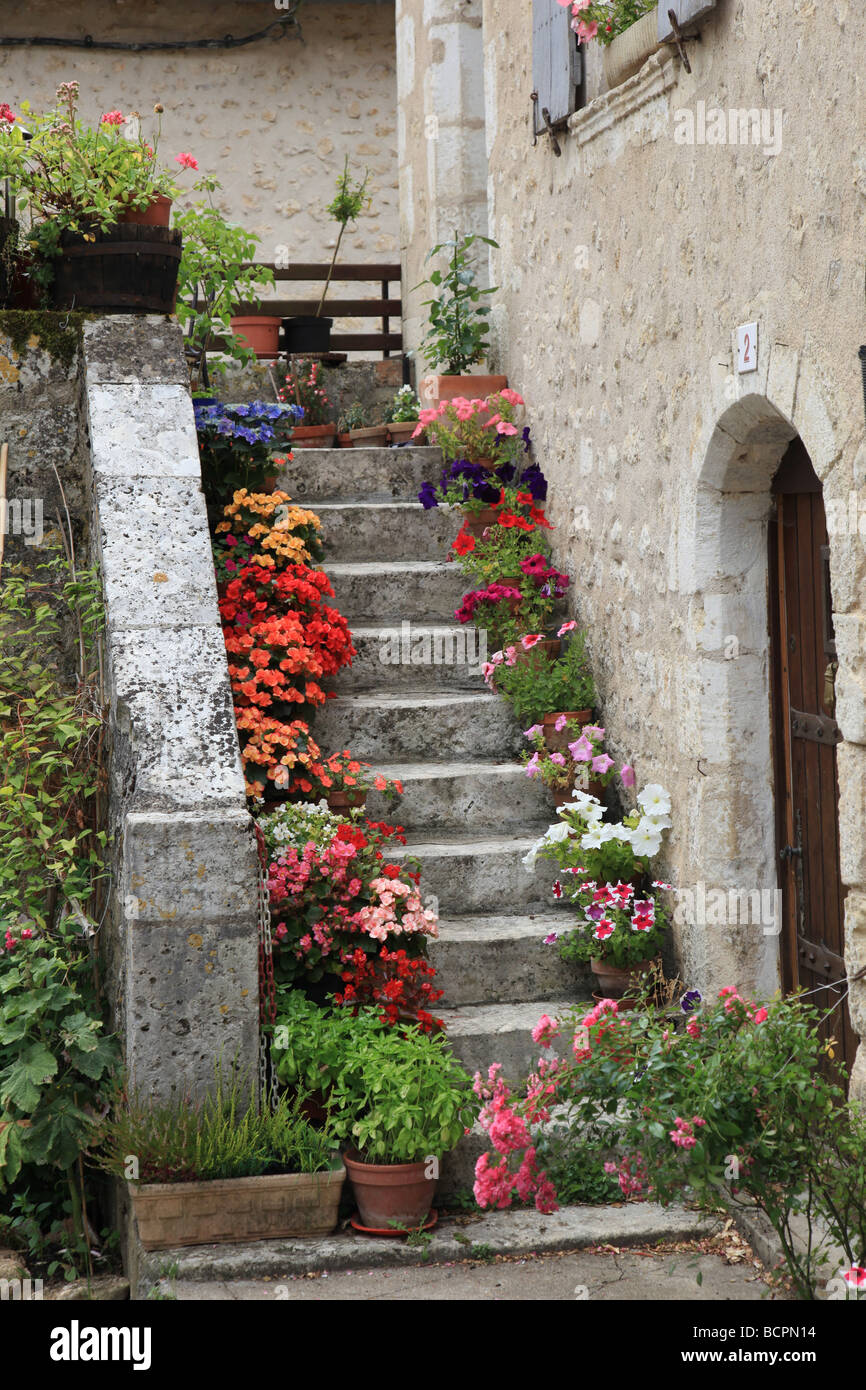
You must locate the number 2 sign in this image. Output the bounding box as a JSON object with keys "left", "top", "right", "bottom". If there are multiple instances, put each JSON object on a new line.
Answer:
{"left": 737, "top": 322, "right": 759, "bottom": 374}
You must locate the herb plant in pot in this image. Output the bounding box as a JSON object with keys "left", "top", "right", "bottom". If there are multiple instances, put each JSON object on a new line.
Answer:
{"left": 340, "top": 400, "right": 389, "bottom": 449}
{"left": 325, "top": 1015, "right": 479, "bottom": 1231}
{"left": 486, "top": 623, "right": 595, "bottom": 727}
{"left": 526, "top": 781, "right": 673, "bottom": 1000}
{"left": 282, "top": 158, "right": 370, "bottom": 355}
{"left": 415, "top": 230, "right": 505, "bottom": 407}
{"left": 384, "top": 385, "right": 423, "bottom": 444}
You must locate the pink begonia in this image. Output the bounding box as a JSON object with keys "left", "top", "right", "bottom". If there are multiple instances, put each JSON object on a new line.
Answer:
{"left": 620, "top": 763, "right": 636, "bottom": 787}
{"left": 531, "top": 1014, "right": 560, "bottom": 1047}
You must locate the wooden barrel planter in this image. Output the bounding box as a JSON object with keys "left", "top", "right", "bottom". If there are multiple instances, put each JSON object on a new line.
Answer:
{"left": 52, "top": 224, "right": 182, "bottom": 313}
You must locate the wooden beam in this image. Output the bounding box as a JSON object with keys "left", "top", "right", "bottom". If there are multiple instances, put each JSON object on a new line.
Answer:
{"left": 251, "top": 262, "right": 402, "bottom": 282}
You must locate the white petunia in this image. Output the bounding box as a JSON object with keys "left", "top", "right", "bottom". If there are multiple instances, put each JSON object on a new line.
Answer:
{"left": 543, "top": 821, "right": 573, "bottom": 845}
{"left": 641, "top": 812, "right": 672, "bottom": 831}
{"left": 580, "top": 827, "right": 605, "bottom": 850}
{"left": 630, "top": 822, "right": 663, "bottom": 857}
{"left": 637, "top": 783, "right": 671, "bottom": 817}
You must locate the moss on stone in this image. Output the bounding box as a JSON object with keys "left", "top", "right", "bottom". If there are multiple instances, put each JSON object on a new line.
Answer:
{"left": 0, "top": 310, "right": 84, "bottom": 372}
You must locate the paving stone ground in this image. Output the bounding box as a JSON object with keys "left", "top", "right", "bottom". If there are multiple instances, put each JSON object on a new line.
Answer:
{"left": 175, "top": 1247, "right": 786, "bottom": 1301}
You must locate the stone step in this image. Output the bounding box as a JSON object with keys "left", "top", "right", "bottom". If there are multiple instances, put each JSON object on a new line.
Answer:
{"left": 429, "top": 911, "right": 589, "bottom": 1007}
{"left": 438, "top": 998, "right": 581, "bottom": 1080}
{"left": 281, "top": 444, "right": 442, "bottom": 503}
{"left": 365, "top": 759, "right": 553, "bottom": 832}
{"left": 336, "top": 625, "right": 488, "bottom": 693}
{"left": 324, "top": 560, "right": 466, "bottom": 623}
{"left": 312, "top": 690, "right": 522, "bottom": 761}
{"left": 318, "top": 501, "right": 456, "bottom": 562}
{"left": 392, "top": 834, "right": 561, "bottom": 914}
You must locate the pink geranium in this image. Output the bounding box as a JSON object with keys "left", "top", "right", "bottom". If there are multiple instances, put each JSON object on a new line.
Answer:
{"left": 175, "top": 151, "right": 198, "bottom": 169}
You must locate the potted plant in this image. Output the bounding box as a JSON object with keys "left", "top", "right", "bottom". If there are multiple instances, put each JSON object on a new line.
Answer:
{"left": 174, "top": 176, "right": 276, "bottom": 392}
{"left": 522, "top": 720, "right": 626, "bottom": 806}
{"left": 0, "top": 86, "right": 199, "bottom": 310}
{"left": 324, "top": 1014, "right": 479, "bottom": 1231}
{"left": 526, "top": 781, "right": 673, "bottom": 998}
{"left": 310, "top": 749, "right": 403, "bottom": 814}
{"left": 415, "top": 230, "right": 506, "bottom": 407}
{"left": 194, "top": 399, "right": 302, "bottom": 506}
{"left": 282, "top": 158, "right": 370, "bottom": 355}
{"left": 485, "top": 623, "right": 596, "bottom": 726}
{"left": 279, "top": 358, "right": 337, "bottom": 447}
{"left": 384, "top": 385, "right": 424, "bottom": 444}
{"left": 418, "top": 453, "right": 549, "bottom": 535}
{"left": 98, "top": 1072, "right": 345, "bottom": 1249}
{"left": 340, "top": 400, "right": 389, "bottom": 449}
{"left": 564, "top": 1, "right": 662, "bottom": 90}
{"left": 414, "top": 389, "right": 525, "bottom": 467}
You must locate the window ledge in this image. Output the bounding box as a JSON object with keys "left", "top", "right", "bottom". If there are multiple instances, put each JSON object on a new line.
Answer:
{"left": 567, "top": 48, "right": 680, "bottom": 148}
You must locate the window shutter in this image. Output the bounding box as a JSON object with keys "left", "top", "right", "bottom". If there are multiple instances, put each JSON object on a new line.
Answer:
{"left": 658, "top": 0, "right": 716, "bottom": 42}
{"left": 532, "top": 0, "right": 581, "bottom": 135}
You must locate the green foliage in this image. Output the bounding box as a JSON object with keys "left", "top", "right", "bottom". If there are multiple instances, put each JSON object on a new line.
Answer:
{"left": 173, "top": 175, "right": 275, "bottom": 390}
{"left": 98, "top": 1070, "right": 340, "bottom": 1184}
{"left": 0, "top": 1186, "right": 119, "bottom": 1283}
{"left": 416, "top": 231, "right": 499, "bottom": 374}
{"left": 542, "top": 1141, "right": 621, "bottom": 1205}
{"left": 577, "top": 0, "right": 657, "bottom": 45}
{"left": 271, "top": 995, "right": 390, "bottom": 1096}
{"left": 316, "top": 158, "right": 370, "bottom": 316}
{"left": 282, "top": 1004, "right": 479, "bottom": 1163}
{"left": 340, "top": 400, "right": 370, "bottom": 432}
{"left": 492, "top": 634, "right": 595, "bottom": 724}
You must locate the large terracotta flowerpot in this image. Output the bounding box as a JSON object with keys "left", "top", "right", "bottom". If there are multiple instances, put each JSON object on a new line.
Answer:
{"left": 602, "top": 8, "right": 662, "bottom": 90}
{"left": 590, "top": 955, "right": 661, "bottom": 1000}
{"left": 542, "top": 709, "right": 592, "bottom": 752}
{"left": 387, "top": 421, "right": 424, "bottom": 445}
{"left": 512, "top": 638, "right": 561, "bottom": 666}
{"left": 115, "top": 194, "right": 173, "bottom": 227}
{"left": 343, "top": 1149, "right": 437, "bottom": 1231}
{"left": 418, "top": 373, "right": 508, "bottom": 408}
{"left": 231, "top": 315, "right": 282, "bottom": 358}
{"left": 291, "top": 423, "right": 338, "bottom": 449}
{"left": 461, "top": 505, "right": 500, "bottom": 537}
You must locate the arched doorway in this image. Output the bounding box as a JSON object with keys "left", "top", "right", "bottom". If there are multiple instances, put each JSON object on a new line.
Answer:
{"left": 768, "top": 436, "right": 856, "bottom": 1082}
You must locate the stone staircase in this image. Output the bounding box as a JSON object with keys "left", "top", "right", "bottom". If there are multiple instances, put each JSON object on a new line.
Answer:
{"left": 282, "top": 443, "right": 592, "bottom": 1195}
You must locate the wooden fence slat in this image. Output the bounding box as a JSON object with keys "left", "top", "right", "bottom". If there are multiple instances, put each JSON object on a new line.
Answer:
{"left": 231, "top": 298, "right": 402, "bottom": 318}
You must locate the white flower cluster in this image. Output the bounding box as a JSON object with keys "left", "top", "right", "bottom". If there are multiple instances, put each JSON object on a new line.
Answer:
{"left": 523, "top": 784, "right": 671, "bottom": 870}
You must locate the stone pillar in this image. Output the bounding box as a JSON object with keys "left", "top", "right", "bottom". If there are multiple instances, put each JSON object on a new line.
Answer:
{"left": 396, "top": 0, "right": 490, "bottom": 362}
{"left": 83, "top": 317, "right": 259, "bottom": 1101}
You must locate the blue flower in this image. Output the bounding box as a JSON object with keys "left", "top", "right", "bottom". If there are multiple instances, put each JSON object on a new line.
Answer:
{"left": 418, "top": 481, "right": 439, "bottom": 509}
{"left": 680, "top": 989, "right": 702, "bottom": 1014}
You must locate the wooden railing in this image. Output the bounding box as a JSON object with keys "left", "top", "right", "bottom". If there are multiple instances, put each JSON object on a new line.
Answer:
{"left": 233, "top": 262, "right": 402, "bottom": 358}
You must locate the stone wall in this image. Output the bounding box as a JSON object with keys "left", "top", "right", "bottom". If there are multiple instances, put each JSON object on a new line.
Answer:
{"left": 397, "top": 0, "right": 866, "bottom": 1095}
{"left": 1, "top": 0, "right": 399, "bottom": 327}
{"left": 83, "top": 317, "right": 259, "bottom": 1101}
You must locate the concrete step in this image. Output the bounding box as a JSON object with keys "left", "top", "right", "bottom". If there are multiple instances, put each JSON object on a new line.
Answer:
{"left": 324, "top": 560, "right": 467, "bottom": 623}
{"left": 365, "top": 759, "right": 554, "bottom": 832}
{"left": 281, "top": 444, "right": 442, "bottom": 504}
{"left": 392, "top": 833, "right": 561, "bottom": 914}
{"left": 438, "top": 998, "right": 582, "bottom": 1080}
{"left": 318, "top": 501, "right": 457, "bottom": 562}
{"left": 335, "top": 625, "right": 488, "bottom": 693}
{"left": 429, "top": 911, "right": 590, "bottom": 1007}
{"left": 312, "top": 690, "right": 522, "bottom": 761}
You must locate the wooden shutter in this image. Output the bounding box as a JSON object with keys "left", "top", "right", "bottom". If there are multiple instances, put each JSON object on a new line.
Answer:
{"left": 532, "top": 0, "right": 581, "bottom": 135}
{"left": 658, "top": 0, "right": 716, "bottom": 42}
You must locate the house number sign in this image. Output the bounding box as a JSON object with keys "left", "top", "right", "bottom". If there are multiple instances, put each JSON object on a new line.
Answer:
{"left": 737, "top": 322, "right": 759, "bottom": 374}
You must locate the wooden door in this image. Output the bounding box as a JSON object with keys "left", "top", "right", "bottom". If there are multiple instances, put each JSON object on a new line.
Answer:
{"left": 768, "top": 438, "right": 856, "bottom": 1083}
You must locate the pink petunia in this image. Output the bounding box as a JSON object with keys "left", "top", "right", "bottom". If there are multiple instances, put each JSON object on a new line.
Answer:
{"left": 557, "top": 620, "right": 577, "bottom": 637}
{"left": 620, "top": 763, "right": 636, "bottom": 787}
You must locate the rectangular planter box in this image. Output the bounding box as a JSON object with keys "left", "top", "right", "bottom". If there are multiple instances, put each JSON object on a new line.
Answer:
{"left": 129, "top": 1164, "right": 346, "bottom": 1250}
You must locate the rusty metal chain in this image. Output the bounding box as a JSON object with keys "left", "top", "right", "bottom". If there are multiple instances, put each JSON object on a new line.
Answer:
{"left": 254, "top": 822, "right": 278, "bottom": 1109}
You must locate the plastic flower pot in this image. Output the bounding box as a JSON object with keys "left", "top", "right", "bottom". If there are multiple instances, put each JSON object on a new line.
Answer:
{"left": 590, "top": 955, "right": 661, "bottom": 1000}
{"left": 343, "top": 1149, "right": 437, "bottom": 1232}
{"left": 114, "top": 193, "right": 173, "bottom": 227}
{"left": 326, "top": 788, "right": 367, "bottom": 813}
{"left": 348, "top": 424, "right": 390, "bottom": 448}
{"left": 281, "top": 315, "right": 333, "bottom": 355}
{"left": 291, "top": 423, "right": 338, "bottom": 449}
{"left": 230, "top": 315, "right": 282, "bottom": 358}
{"left": 418, "top": 373, "right": 508, "bottom": 408}
{"left": 542, "top": 709, "right": 592, "bottom": 752}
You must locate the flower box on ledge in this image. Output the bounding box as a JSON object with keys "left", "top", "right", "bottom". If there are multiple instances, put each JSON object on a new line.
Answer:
{"left": 129, "top": 1163, "right": 346, "bottom": 1250}
{"left": 602, "top": 7, "right": 663, "bottom": 90}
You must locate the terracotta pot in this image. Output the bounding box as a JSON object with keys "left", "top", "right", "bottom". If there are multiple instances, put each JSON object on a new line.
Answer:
{"left": 326, "top": 788, "right": 367, "bottom": 813}
{"left": 511, "top": 638, "right": 561, "bottom": 666}
{"left": 291, "top": 423, "right": 338, "bottom": 449}
{"left": 115, "top": 194, "right": 173, "bottom": 227}
{"left": 343, "top": 1149, "right": 437, "bottom": 1231}
{"left": 590, "top": 955, "right": 661, "bottom": 1000}
{"left": 460, "top": 505, "right": 500, "bottom": 537}
{"left": 418, "top": 373, "right": 508, "bottom": 408}
{"left": 336, "top": 432, "right": 353, "bottom": 448}
{"left": 387, "top": 421, "right": 424, "bottom": 445}
{"left": 129, "top": 1164, "right": 346, "bottom": 1250}
{"left": 551, "top": 777, "right": 605, "bottom": 809}
{"left": 230, "top": 315, "right": 282, "bottom": 358}
{"left": 602, "top": 8, "right": 663, "bottom": 90}
{"left": 348, "top": 424, "right": 390, "bottom": 448}
{"left": 542, "top": 709, "right": 592, "bottom": 752}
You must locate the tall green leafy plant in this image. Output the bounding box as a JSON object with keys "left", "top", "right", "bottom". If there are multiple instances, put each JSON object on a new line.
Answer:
{"left": 315, "top": 157, "right": 370, "bottom": 317}
{"left": 416, "top": 231, "right": 499, "bottom": 374}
